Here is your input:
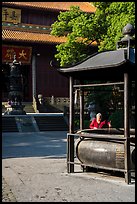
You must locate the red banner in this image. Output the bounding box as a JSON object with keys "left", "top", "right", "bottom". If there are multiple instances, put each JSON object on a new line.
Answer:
{"left": 2, "top": 45, "right": 32, "bottom": 64}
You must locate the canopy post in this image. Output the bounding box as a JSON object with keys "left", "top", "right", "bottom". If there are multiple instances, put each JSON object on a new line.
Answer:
{"left": 79, "top": 80, "right": 84, "bottom": 130}
{"left": 67, "top": 76, "right": 74, "bottom": 173}
{"left": 124, "top": 72, "right": 131, "bottom": 184}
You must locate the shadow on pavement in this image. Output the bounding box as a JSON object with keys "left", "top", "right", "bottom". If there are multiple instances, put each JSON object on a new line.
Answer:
{"left": 2, "top": 131, "right": 68, "bottom": 159}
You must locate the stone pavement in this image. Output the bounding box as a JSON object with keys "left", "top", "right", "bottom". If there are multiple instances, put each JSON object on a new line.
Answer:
{"left": 2, "top": 131, "right": 135, "bottom": 202}
{"left": 2, "top": 177, "right": 17, "bottom": 202}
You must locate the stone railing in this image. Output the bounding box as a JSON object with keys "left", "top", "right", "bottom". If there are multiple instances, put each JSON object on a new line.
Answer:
{"left": 43, "top": 96, "right": 70, "bottom": 112}
{"left": 44, "top": 96, "right": 70, "bottom": 105}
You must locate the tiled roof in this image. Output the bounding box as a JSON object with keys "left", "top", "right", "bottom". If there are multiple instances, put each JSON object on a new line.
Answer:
{"left": 2, "top": 29, "right": 97, "bottom": 45}
{"left": 2, "top": 2, "right": 97, "bottom": 45}
{"left": 2, "top": 2, "right": 96, "bottom": 13}
{"left": 2, "top": 29, "right": 68, "bottom": 44}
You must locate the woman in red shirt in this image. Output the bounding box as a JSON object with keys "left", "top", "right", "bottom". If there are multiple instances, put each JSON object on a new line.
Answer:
{"left": 89, "top": 113, "right": 111, "bottom": 129}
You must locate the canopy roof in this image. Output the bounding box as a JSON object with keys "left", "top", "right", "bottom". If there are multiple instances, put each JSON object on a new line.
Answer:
{"left": 57, "top": 48, "right": 135, "bottom": 80}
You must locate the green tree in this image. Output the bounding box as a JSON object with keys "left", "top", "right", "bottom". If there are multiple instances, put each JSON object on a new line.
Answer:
{"left": 95, "top": 2, "right": 135, "bottom": 51}
{"left": 51, "top": 2, "right": 135, "bottom": 67}
{"left": 51, "top": 6, "right": 95, "bottom": 66}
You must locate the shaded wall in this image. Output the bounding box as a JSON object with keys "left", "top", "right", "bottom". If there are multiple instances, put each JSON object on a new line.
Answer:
{"left": 34, "top": 44, "right": 69, "bottom": 98}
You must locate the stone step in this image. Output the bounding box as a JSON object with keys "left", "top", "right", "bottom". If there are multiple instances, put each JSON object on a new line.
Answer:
{"left": 34, "top": 116, "right": 68, "bottom": 131}
{"left": 2, "top": 102, "right": 35, "bottom": 114}
{"left": 2, "top": 117, "right": 19, "bottom": 132}
{"left": 2, "top": 115, "right": 68, "bottom": 132}
{"left": 23, "top": 102, "right": 35, "bottom": 113}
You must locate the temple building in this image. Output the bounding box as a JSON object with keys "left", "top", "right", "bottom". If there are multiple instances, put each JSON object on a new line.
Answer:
{"left": 2, "top": 2, "right": 96, "bottom": 111}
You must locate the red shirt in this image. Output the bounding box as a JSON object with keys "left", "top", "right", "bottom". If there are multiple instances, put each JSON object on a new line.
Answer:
{"left": 89, "top": 118, "right": 111, "bottom": 129}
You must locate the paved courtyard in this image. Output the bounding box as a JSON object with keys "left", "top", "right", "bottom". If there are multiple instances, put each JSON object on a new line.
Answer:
{"left": 2, "top": 131, "right": 135, "bottom": 202}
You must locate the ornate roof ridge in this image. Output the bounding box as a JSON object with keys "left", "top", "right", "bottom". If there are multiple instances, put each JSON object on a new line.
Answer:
{"left": 2, "top": 22, "right": 52, "bottom": 34}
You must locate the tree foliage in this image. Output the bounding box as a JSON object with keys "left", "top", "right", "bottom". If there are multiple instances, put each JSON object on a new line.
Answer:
{"left": 51, "top": 2, "right": 135, "bottom": 67}
{"left": 95, "top": 2, "right": 135, "bottom": 51}
{"left": 51, "top": 6, "right": 95, "bottom": 66}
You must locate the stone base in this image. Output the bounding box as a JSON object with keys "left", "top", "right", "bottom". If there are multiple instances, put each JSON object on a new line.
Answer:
{"left": 5, "top": 110, "right": 26, "bottom": 115}
{"left": 4, "top": 104, "right": 26, "bottom": 115}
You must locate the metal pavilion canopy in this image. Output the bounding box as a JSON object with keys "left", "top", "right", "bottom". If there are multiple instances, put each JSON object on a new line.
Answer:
{"left": 57, "top": 47, "right": 135, "bottom": 80}
{"left": 56, "top": 23, "right": 135, "bottom": 184}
